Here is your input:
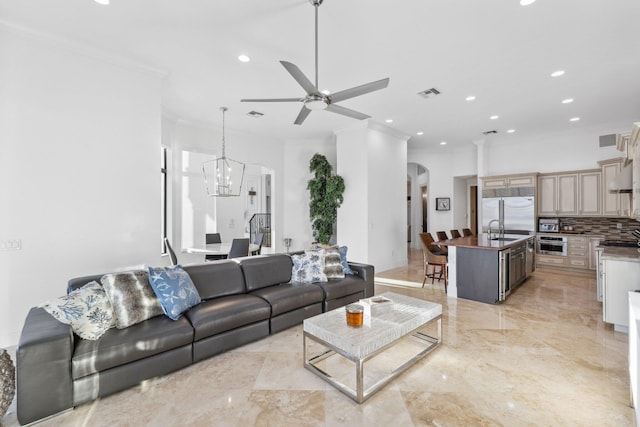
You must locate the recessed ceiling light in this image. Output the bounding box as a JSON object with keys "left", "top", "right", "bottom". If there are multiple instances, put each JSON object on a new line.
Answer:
{"left": 570, "top": 117, "right": 581, "bottom": 122}
{"left": 440, "top": 141, "right": 447, "bottom": 145}
{"left": 385, "top": 119, "right": 393, "bottom": 123}
{"left": 562, "top": 98, "right": 574, "bottom": 104}
{"left": 238, "top": 55, "right": 251, "bottom": 63}
{"left": 551, "top": 70, "right": 565, "bottom": 77}
{"left": 465, "top": 95, "right": 476, "bottom": 101}
{"left": 520, "top": 0, "right": 537, "bottom": 5}
{"left": 490, "top": 115, "right": 499, "bottom": 120}
{"left": 416, "top": 131, "right": 424, "bottom": 136}
{"left": 94, "top": 0, "right": 110, "bottom": 4}
{"left": 507, "top": 129, "right": 515, "bottom": 133}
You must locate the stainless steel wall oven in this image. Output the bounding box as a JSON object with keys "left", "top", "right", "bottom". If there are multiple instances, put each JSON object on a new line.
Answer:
{"left": 536, "top": 235, "right": 567, "bottom": 256}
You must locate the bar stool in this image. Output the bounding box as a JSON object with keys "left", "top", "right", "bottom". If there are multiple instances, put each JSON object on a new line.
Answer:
{"left": 450, "top": 229, "right": 462, "bottom": 239}
{"left": 419, "top": 233, "right": 447, "bottom": 292}
{"left": 462, "top": 228, "right": 473, "bottom": 237}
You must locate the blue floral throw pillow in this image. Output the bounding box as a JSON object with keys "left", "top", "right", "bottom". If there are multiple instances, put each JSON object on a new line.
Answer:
{"left": 290, "top": 251, "right": 328, "bottom": 284}
{"left": 339, "top": 245, "right": 355, "bottom": 275}
{"left": 148, "top": 265, "right": 201, "bottom": 320}
{"left": 39, "top": 281, "right": 115, "bottom": 340}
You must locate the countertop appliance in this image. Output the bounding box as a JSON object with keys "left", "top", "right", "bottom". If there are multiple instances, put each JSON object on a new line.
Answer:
{"left": 482, "top": 188, "right": 535, "bottom": 234}
{"left": 536, "top": 235, "right": 567, "bottom": 256}
{"left": 538, "top": 218, "right": 559, "bottom": 233}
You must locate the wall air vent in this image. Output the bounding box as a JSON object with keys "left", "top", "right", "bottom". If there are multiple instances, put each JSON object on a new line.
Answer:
{"left": 483, "top": 130, "right": 498, "bottom": 135}
{"left": 417, "top": 88, "right": 441, "bottom": 98}
{"left": 599, "top": 134, "right": 616, "bottom": 147}
{"left": 246, "top": 111, "right": 264, "bottom": 118}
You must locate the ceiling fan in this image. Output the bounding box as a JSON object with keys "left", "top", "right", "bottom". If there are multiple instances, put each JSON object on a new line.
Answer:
{"left": 241, "top": 0, "right": 390, "bottom": 125}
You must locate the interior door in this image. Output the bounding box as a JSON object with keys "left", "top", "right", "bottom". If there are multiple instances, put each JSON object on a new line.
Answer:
{"left": 421, "top": 185, "right": 428, "bottom": 231}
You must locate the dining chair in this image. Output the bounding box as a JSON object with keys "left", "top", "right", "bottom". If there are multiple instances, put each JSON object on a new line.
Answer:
{"left": 227, "top": 238, "right": 250, "bottom": 259}
{"left": 205, "top": 233, "right": 224, "bottom": 261}
{"left": 206, "top": 233, "right": 222, "bottom": 244}
{"left": 419, "top": 233, "right": 447, "bottom": 292}
{"left": 252, "top": 233, "right": 264, "bottom": 255}
{"left": 164, "top": 237, "right": 178, "bottom": 266}
{"left": 462, "top": 228, "right": 473, "bottom": 237}
{"left": 450, "top": 229, "right": 462, "bottom": 239}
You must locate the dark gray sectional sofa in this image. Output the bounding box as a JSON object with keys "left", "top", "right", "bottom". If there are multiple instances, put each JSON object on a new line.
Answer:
{"left": 16, "top": 253, "right": 374, "bottom": 425}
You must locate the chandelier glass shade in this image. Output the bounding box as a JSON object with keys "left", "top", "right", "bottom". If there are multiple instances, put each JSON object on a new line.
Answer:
{"left": 203, "top": 107, "right": 245, "bottom": 197}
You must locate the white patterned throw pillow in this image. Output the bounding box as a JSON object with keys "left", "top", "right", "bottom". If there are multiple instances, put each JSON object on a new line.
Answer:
{"left": 39, "top": 281, "right": 115, "bottom": 340}
{"left": 290, "top": 251, "right": 328, "bottom": 284}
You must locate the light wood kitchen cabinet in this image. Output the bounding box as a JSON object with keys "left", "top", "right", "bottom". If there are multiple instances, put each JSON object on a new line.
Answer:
{"left": 567, "top": 235, "right": 588, "bottom": 269}
{"left": 537, "top": 170, "right": 601, "bottom": 216}
{"left": 589, "top": 236, "right": 602, "bottom": 270}
{"left": 482, "top": 174, "right": 536, "bottom": 190}
{"left": 578, "top": 171, "right": 601, "bottom": 215}
{"left": 599, "top": 158, "right": 630, "bottom": 217}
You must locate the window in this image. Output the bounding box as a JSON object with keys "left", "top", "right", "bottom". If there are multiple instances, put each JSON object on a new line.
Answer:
{"left": 161, "top": 146, "right": 168, "bottom": 253}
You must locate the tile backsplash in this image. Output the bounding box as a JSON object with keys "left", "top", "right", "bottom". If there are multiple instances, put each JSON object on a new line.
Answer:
{"left": 553, "top": 217, "right": 640, "bottom": 240}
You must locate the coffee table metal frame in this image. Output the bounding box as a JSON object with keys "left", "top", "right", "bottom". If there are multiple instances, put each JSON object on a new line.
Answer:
{"left": 303, "top": 293, "right": 442, "bottom": 403}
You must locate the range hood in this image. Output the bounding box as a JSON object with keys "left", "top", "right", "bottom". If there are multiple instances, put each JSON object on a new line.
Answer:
{"left": 609, "top": 160, "right": 632, "bottom": 194}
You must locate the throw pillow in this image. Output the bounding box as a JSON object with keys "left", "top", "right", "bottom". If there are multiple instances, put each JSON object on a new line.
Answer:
{"left": 324, "top": 245, "right": 345, "bottom": 279}
{"left": 100, "top": 270, "right": 164, "bottom": 329}
{"left": 39, "top": 281, "right": 115, "bottom": 340}
{"left": 290, "top": 251, "right": 328, "bottom": 284}
{"left": 147, "top": 265, "right": 201, "bottom": 320}
{"left": 339, "top": 245, "right": 355, "bottom": 275}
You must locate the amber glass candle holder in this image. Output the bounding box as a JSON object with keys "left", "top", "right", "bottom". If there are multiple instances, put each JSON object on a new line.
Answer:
{"left": 345, "top": 304, "right": 364, "bottom": 327}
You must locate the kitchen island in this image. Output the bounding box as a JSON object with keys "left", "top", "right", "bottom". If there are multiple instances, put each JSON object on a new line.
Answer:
{"left": 441, "top": 234, "right": 535, "bottom": 304}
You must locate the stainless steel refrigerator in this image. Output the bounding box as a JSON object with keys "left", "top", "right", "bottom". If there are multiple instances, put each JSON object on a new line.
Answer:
{"left": 482, "top": 196, "right": 535, "bottom": 234}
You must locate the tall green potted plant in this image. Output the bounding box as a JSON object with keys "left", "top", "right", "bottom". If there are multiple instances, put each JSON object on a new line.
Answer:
{"left": 307, "top": 153, "right": 345, "bottom": 245}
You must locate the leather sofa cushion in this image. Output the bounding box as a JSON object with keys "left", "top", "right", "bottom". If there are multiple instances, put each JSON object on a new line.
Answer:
{"left": 239, "top": 255, "right": 292, "bottom": 292}
{"left": 72, "top": 314, "right": 193, "bottom": 380}
{"left": 186, "top": 294, "right": 271, "bottom": 341}
{"left": 250, "top": 283, "right": 324, "bottom": 316}
{"left": 183, "top": 261, "right": 246, "bottom": 300}
{"left": 314, "top": 275, "right": 365, "bottom": 300}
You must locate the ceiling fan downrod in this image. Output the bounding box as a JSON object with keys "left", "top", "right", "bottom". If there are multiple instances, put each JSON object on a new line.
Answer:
{"left": 311, "top": 0, "right": 322, "bottom": 90}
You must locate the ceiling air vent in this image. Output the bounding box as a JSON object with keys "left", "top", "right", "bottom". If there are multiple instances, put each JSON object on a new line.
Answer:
{"left": 417, "top": 88, "right": 441, "bottom": 98}
{"left": 483, "top": 130, "right": 498, "bottom": 135}
{"left": 246, "top": 111, "right": 264, "bottom": 118}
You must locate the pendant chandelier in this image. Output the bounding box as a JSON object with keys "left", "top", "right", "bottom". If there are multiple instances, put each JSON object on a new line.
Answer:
{"left": 202, "top": 107, "right": 245, "bottom": 197}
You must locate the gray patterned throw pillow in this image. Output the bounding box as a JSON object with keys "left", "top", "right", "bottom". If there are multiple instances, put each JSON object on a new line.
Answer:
{"left": 100, "top": 270, "right": 164, "bottom": 329}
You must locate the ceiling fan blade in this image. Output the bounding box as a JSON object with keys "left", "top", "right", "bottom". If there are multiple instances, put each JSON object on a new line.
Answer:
{"left": 241, "top": 98, "right": 301, "bottom": 102}
{"left": 325, "top": 104, "right": 370, "bottom": 120}
{"left": 280, "top": 61, "right": 320, "bottom": 96}
{"left": 294, "top": 106, "right": 312, "bottom": 125}
{"left": 329, "top": 78, "right": 390, "bottom": 104}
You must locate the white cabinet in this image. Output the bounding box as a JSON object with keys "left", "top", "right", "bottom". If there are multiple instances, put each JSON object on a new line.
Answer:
{"left": 482, "top": 174, "right": 536, "bottom": 190}
{"left": 602, "top": 258, "right": 640, "bottom": 331}
{"left": 579, "top": 172, "right": 601, "bottom": 215}
{"left": 538, "top": 170, "right": 601, "bottom": 216}
{"left": 600, "top": 158, "right": 631, "bottom": 217}
{"left": 588, "top": 237, "right": 601, "bottom": 270}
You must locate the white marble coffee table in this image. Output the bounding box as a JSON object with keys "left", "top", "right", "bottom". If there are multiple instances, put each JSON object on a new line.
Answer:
{"left": 303, "top": 291, "right": 442, "bottom": 403}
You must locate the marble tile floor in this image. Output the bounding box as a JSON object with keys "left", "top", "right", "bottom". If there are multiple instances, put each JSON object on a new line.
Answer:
{"left": 1, "top": 249, "right": 634, "bottom": 426}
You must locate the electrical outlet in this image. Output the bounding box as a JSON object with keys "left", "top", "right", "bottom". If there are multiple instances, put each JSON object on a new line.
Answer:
{"left": 617, "top": 223, "right": 622, "bottom": 229}
{"left": 0, "top": 239, "right": 22, "bottom": 250}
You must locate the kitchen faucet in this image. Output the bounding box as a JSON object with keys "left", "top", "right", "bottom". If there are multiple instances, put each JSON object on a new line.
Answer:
{"left": 488, "top": 219, "right": 503, "bottom": 239}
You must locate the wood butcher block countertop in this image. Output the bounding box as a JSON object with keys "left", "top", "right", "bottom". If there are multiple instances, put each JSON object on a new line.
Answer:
{"left": 439, "top": 234, "right": 532, "bottom": 251}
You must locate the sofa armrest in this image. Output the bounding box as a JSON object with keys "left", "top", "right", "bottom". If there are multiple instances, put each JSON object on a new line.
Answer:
{"left": 17, "top": 307, "right": 75, "bottom": 425}
{"left": 348, "top": 262, "right": 375, "bottom": 298}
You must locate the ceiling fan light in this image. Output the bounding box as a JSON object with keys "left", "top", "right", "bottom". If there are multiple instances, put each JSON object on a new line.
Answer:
{"left": 305, "top": 99, "right": 327, "bottom": 110}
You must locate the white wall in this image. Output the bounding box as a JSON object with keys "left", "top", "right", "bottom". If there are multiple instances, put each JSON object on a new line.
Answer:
{"left": 337, "top": 121, "right": 409, "bottom": 271}
{"left": 0, "top": 28, "right": 163, "bottom": 347}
